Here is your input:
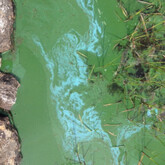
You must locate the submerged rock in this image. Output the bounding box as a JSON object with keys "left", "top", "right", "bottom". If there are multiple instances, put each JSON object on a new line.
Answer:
{"left": 0, "top": 72, "right": 20, "bottom": 110}
{"left": 0, "top": 0, "right": 14, "bottom": 53}
{"left": 0, "top": 116, "right": 21, "bottom": 165}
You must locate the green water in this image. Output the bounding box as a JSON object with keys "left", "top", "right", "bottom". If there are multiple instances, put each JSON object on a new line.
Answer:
{"left": 2, "top": 0, "right": 165, "bottom": 164}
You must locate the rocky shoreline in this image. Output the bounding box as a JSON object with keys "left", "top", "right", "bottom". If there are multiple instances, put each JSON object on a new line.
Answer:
{"left": 0, "top": 116, "right": 21, "bottom": 165}
{"left": 0, "top": 0, "right": 21, "bottom": 164}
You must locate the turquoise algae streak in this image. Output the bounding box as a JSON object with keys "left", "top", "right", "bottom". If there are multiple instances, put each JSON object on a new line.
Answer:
{"left": 33, "top": 0, "right": 148, "bottom": 164}
{"left": 33, "top": 0, "right": 119, "bottom": 164}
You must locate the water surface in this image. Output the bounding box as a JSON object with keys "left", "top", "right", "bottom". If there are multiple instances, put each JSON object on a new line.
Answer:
{"left": 2, "top": 0, "right": 164, "bottom": 164}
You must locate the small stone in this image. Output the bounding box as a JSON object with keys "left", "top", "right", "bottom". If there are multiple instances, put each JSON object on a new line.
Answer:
{"left": 0, "top": 0, "right": 14, "bottom": 53}
{"left": 0, "top": 72, "right": 20, "bottom": 110}
{"left": 160, "top": 111, "right": 165, "bottom": 121}
{"left": 0, "top": 116, "right": 22, "bottom": 165}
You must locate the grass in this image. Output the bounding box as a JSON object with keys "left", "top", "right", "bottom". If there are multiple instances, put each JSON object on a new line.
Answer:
{"left": 108, "top": 0, "right": 165, "bottom": 132}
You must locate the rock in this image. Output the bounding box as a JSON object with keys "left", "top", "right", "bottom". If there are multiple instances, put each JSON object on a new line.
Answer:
{"left": 0, "top": 72, "right": 20, "bottom": 110}
{"left": 0, "top": 0, "right": 14, "bottom": 53}
{"left": 0, "top": 116, "right": 22, "bottom": 165}
{"left": 160, "top": 111, "right": 165, "bottom": 121}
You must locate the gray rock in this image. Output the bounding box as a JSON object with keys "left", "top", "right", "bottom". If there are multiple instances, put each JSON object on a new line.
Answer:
{"left": 0, "top": 116, "right": 22, "bottom": 165}
{"left": 0, "top": 72, "right": 20, "bottom": 110}
{"left": 0, "top": 0, "right": 14, "bottom": 53}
